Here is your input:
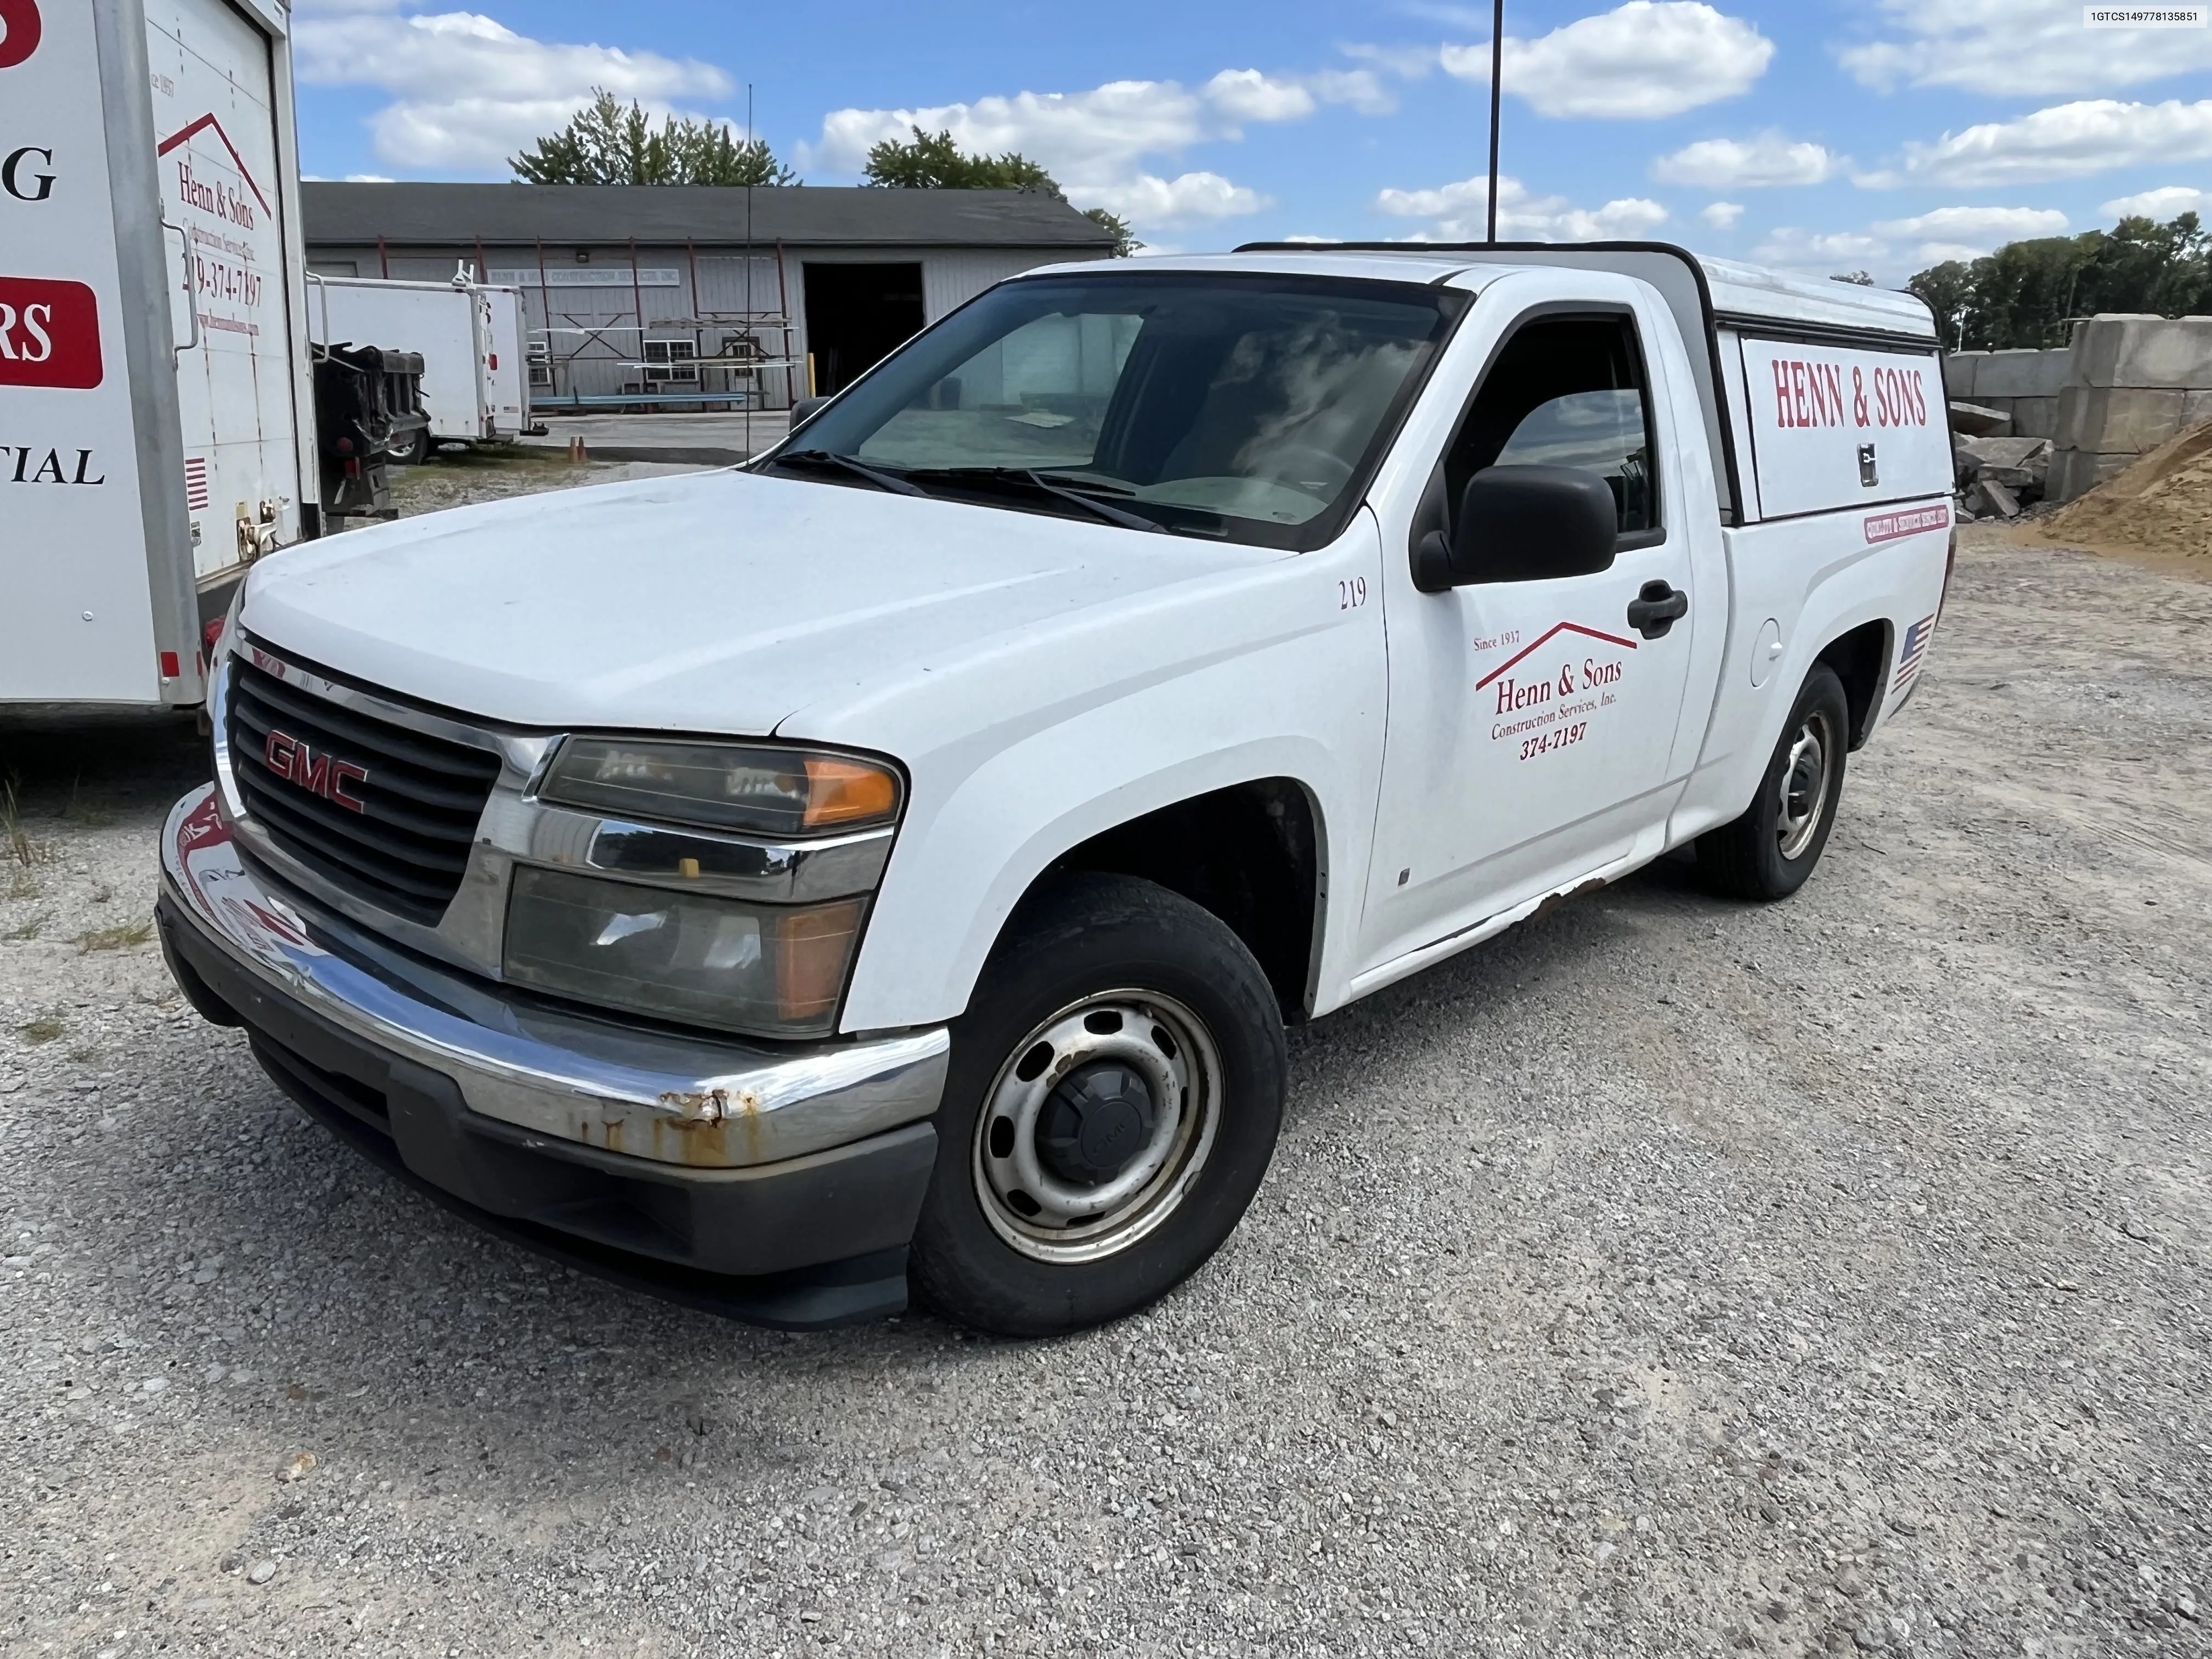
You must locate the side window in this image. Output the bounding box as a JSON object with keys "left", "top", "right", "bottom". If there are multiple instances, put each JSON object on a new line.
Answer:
{"left": 1442, "top": 314, "right": 1658, "bottom": 538}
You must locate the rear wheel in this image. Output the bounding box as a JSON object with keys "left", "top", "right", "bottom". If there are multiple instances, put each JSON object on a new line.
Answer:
{"left": 1696, "top": 663, "right": 1850, "bottom": 901}
{"left": 393, "top": 427, "right": 431, "bottom": 466}
{"left": 910, "top": 872, "right": 1286, "bottom": 1337}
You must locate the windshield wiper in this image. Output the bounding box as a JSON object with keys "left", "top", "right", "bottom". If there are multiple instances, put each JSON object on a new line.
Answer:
{"left": 1029, "top": 470, "right": 1138, "bottom": 496}
{"left": 764, "top": 448, "right": 927, "bottom": 496}
{"left": 905, "top": 466, "right": 1167, "bottom": 533}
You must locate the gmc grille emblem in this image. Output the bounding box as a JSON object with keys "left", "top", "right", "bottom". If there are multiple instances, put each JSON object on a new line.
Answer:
{"left": 262, "top": 728, "right": 369, "bottom": 812}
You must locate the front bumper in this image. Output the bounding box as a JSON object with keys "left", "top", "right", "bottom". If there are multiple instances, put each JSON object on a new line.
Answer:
{"left": 157, "top": 785, "right": 949, "bottom": 1328}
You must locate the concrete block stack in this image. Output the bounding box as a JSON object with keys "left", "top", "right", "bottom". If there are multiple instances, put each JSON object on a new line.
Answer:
{"left": 2048, "top": 315, "right": 2212, "bottom": 503}
{"left": 1944, "top": 348, "right": 2069, "bottom": 440}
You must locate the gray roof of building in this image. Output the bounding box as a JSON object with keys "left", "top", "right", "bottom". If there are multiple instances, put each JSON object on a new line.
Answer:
{"left": 302, "top": 182, "right": 1116, "bottom": 250}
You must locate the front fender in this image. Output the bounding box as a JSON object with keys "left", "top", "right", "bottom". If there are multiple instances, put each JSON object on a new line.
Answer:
{"left": 829, "top": 520, "right": 1390, "bottom": 1033}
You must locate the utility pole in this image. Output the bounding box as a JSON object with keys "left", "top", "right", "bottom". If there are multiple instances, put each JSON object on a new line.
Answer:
{"left": 744, "top": 82, "right": 754, "bottom": 458}
{"left": 1486, "top": 0, "right": 1504, "bottom": 244}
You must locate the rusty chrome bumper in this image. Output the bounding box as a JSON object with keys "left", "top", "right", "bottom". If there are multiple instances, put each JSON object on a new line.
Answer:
{"left": 157, "top": 785, "right": 950, "bottom": 1170}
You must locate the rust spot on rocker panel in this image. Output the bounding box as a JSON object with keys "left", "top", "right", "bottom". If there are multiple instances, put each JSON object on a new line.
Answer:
{"left": 1528, "top": 875, "right": 1609, "bottom": 926}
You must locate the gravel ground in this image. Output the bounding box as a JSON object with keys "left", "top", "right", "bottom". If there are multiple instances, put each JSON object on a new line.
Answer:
{"left": 1, "top": 527, "right": 2207, "bottom": 1658}
{"left": 385, "top": 449, "right": 706, "bottom": 517}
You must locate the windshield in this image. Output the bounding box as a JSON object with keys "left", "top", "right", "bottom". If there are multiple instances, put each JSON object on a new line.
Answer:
{"left": 776, "top": 272, "right": 1466, "bottom": 549}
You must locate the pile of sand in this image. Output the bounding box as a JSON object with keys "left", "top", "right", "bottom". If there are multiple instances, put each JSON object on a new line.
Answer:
{"left": 2037, "top": 421, "right": 2212, "bottom": 562}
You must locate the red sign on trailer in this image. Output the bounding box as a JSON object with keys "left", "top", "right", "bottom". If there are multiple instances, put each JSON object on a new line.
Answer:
{"left": 0, "top": 275, "right": 101, "bottom": 387}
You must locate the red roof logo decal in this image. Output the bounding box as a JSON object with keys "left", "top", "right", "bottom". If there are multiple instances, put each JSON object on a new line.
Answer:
{"left": 157, "top": 112, "right": 273, "bottom": 215}
{"left": 1474, "top": 621, "right": 1638, "bottom": 692}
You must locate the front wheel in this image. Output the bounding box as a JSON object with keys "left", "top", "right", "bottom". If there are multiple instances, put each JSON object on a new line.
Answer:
{"left": 910, "top": 872, "right": 1286, "bottom": 1337}
{"left": 1696, "top": 662, "right": 1850, "bottom": 901}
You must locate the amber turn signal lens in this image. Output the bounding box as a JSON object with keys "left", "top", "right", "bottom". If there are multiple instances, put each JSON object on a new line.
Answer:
{"left": 803, "top": 757, "right": 900, "bottom": 830}
{"left": 775, "top": 898, "right": 867, "bottom": 1021}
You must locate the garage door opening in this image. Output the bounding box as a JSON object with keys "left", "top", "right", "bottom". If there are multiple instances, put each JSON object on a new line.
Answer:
{"left": 803, "top": 263, "right": 926, "bottom": 395}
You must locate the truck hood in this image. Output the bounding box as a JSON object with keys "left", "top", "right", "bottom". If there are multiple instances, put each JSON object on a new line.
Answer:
{"left": 241, "top": 469, "right": 1268, "bottom": 736}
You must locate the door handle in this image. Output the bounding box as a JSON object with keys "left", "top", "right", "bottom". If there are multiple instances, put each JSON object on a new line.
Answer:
{"left": 1627, "top": 580, "right": 1688, "bottom": 640}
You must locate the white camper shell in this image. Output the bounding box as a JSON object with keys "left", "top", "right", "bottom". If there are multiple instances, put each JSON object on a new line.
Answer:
{"left": 159, "top": 243, "right": 1955, "bottom": 1336}
{"left": 306, "top": 272, "right": 531, "bottom": 455}
{"left": 1, "top": 0, "right": 317, "bottom": 707}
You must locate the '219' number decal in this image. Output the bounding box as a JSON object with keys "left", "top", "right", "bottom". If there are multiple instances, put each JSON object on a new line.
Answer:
{"left": 1338, "top": 577, "right": 1368, "bottom": 610}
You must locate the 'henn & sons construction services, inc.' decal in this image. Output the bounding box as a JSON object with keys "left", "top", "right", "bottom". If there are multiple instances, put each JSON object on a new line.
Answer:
{"left": 1475, "top": 622, "right": 1638, "bottom": 761}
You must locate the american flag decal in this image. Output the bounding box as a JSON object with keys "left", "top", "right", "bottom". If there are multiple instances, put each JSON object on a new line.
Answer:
{"left": 183, "top": 456, "right": 210, "bottom": 511}
{"left": 1893, "top": 613, "right": 1936, "bottom": 696}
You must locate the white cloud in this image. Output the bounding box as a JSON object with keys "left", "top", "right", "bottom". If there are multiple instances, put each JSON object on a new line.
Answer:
{"left": 293, "top": 5, "right": 732, "bottom": 172}
{"left": 1701, "top": 201, "right": 1745, "bottom": 229}
{"left": 1751, "top": 227, "right": 1892, "bottom": 272}
{"left": 1440, "top": 2, "right": 1773, "bottom": 120}
{"left": 1652, "top": 132, "right": 1843, "bottom": 188}
{"left": 1375, "top": 173, "right": 1669, "bottom": 241}
{"left": 1339, "top": 41, "right": 1443, "bottom": 81}
{"left": 1871, "top": 206, "right": 2069, "bottom": 257}
{"left": 805, "top": 66, "right": 1385, "bottom": 231}
{"left": 2102, "top": 184, "right": 2212, "bottom": 218}
{"left": 1743, "top": 206, "right": 2078, "bottom": 275}
{"left": 1306, "top": 69, "right": 1397, "bottom": 117}
{"left": 1872, "top": 99, "right": 2212, "bottom": 187}
{"left": 1751, "top": 206, "right": 2077, "bottom": 274}
{"left": 1087, "top": 171, "right": 1267, "bottom": 224}
{"left": 1204, "top": 69, "right": 1317, "bottom": 126}
{"left": 1839, "top": 0, "right": 2212, "bottom": 98}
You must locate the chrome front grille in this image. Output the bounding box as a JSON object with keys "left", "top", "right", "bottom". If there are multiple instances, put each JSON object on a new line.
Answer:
{"left": 225, "top": 655, "right": 503, "bottom": 925}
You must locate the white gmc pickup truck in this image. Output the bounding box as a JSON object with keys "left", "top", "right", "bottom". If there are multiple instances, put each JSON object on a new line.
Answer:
{"left": 157, "top": 245, "right": 1954, "bottom": 1335}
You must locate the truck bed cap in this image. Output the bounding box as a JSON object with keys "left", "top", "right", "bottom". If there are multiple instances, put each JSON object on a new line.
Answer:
{"left": 1052, "top": 242, "right": 1936, "bottom": 345}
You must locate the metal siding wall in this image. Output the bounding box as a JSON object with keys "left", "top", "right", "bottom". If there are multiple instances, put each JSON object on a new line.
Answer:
{"left": 302, "top": 239, "right": 1109, "bottom": 404}
{"left": 690, "top": 253, "right": 790, "bottom": 317}
{"left": 922, "top": 249, "right": 1098, "bottom": 321}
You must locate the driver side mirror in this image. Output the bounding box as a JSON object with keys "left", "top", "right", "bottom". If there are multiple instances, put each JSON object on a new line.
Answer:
{"left": 790, "top": 393, "right": 831, "bottom": 427}
{"left": 1413, "top": 465, "right": 1620, "bottom": 592}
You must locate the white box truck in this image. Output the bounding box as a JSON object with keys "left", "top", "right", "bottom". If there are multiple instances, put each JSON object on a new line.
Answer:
{"left": 158, "top": 245, "right": 1956, "bottom": 1335}
{"left": 1, "top": 0, "right": 316, "bottom": 709}
{"left": 306, "top": 272, "right": 530, "bottom": 460}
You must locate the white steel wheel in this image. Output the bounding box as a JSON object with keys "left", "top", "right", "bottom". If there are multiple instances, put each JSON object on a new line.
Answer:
{"left": 1775, "top": 706, "right": 1837, "bottom": 862}
{"left": 971, "top": 989, "right": 1222, "bottom": 1265}
{"left": 1695, "top": 662, "right": 1852, "bottom": 902}
{"left": 911, "top": 870, "right": 1286, "bottom": 1338}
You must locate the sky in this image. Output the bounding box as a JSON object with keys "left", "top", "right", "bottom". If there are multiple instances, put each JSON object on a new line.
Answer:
{"left": 291, "top": 0, "right": 2212, "bottom": 283}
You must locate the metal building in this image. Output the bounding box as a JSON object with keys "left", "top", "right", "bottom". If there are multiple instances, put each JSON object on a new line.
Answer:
{"left": 301, "top": 182, "right": 1116, "bottom": 410}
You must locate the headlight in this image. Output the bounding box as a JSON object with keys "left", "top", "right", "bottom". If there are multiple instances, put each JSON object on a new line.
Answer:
{"left": 538, "top": 738, "right": 900, "bottom": 838}
{"left": 503, "top": 867, "right": 864, "bottom": 1039}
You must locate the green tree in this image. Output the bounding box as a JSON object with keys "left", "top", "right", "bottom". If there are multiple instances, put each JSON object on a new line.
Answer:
{"left": 1906, "top": 260, "right": 1974, "bottom": 353}
{"left": 1906, "top": 213, "right": 2211, "bottom": 350}
{"left": 1830, "top": 270, "right": 1875, "bottom": 286}
{"left": 862, "top": 125, "right": 1142, "bottom": 256}
{"left": 511, "top": 90, "right": 798, "bottom": 186}
{"left": 1080, "top": 208, "right": 1142, "bottom": 258}
{"left": 862, "top": 125, "right": 1054, "bottom": 190}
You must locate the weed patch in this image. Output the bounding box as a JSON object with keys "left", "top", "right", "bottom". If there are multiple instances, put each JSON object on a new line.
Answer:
{"left": 78, "top": 919, "right": 155, "bottom": 953}
{"left": 3, "top": 777, "right": 54, "bottom": 870}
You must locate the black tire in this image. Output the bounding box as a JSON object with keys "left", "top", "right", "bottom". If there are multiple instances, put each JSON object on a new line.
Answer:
{"left": 910, "top": 871, "right": 1286, "bottom": 1338}
{"left": 393, "top": 428, "right": 431, "bottom": 466}
{"left": 1696, "top": 662, "right": 1851, "bottom": 901}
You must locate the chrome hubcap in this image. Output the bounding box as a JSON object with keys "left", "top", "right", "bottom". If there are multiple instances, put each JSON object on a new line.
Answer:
{"left": 1776, "top": 711, "right": 1833, "bottom": 861}
{"left": 973, "top": 990, "right": 1220, "bottom": 1264}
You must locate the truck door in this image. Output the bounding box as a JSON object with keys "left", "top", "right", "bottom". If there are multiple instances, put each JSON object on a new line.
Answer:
{"left": 1356, "top": 290, "right": 1708, "bottom": 975}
